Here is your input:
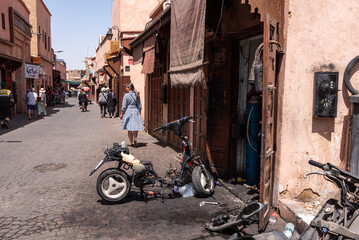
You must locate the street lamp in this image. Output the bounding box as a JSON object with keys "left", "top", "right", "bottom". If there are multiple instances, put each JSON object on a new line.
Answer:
{"left": 54, "top": 50, "right": 63, "bottom": 53}
{"left": 106, "top": 25, "right": 120, "bottom": 41}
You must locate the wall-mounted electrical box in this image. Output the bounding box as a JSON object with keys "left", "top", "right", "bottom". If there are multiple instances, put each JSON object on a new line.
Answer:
{"left": 314, "top": 72, "right": 339, "bottom": 118}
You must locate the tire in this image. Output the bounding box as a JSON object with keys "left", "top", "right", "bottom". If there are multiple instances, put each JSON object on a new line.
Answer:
{"left": 192, "top": 166, "right": 215, "bottom": 197}
{"left": 96, "top": 168, "right": 130, "bottom": 203}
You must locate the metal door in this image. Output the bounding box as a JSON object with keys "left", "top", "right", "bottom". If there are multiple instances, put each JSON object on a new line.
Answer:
{"left": 259, "top": 13, "right": 280, "bottom": 231}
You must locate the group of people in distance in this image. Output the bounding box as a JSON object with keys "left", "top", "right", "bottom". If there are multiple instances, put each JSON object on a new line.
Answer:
{"left": 97, "top": 87, "right": 116, "bottom": 118}
{"left": 0, "top": 82, "right": 144, "bottom": 148}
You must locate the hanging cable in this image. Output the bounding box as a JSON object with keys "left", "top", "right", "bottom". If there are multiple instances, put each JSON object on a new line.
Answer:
{"left": 214, "top": 0, "right": 225, "bottom": 38}
{"left": 246, "top": 104, "right": 258, "bottom": 152}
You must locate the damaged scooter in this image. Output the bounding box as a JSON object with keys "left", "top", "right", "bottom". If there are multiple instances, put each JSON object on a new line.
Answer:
{"left": 206, "top": 160, "right": 359, "bottom": 239}
{"left": 89, "top": 116, "right": 215, "bottom": 203}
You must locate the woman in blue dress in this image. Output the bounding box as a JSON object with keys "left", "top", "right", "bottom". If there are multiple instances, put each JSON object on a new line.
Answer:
{"left": 120, "top": 83, "right": 144, "bottom": 147}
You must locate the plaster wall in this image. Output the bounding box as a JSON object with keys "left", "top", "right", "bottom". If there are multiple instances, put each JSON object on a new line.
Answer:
{"left": 0, "top": 0, "right": 12, "bottom": 55}
{"left": 94, "top": 38, "right": 110, "bottom": 73}
{"left": 277, "top": 0, "right": 359, "bottom": 200}
{"left": 112, "top": 0, "right": 158, "bottom": 36}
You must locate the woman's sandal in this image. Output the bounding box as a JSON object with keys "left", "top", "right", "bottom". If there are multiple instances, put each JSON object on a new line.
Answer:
{"left": 133, "top": 138, "right": 138, "bottom": 147}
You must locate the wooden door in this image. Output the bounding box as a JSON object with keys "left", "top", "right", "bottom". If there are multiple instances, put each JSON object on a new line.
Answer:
{"left": 259, "top": 14, "right": 279, "bottom": 231}
{"left": 5, "top": 70, "right": 12, "bottom": 92}
{"left": 149, "top": 61, "right": 163, "bottom": 134}
{"left": 168, "top": 86, "right": 190, "bottom": 149}
{"left": 193, "top": 86, "right": 207, "bottom": 160}
{"left": 207, "top": 41, "right": 232, "bottom": 177}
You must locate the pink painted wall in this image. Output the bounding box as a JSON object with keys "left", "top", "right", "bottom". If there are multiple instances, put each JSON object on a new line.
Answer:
{"left": 277, "top": 0, "right": 359, "bottom": 200}
{"left": 112, "top": 0, "right": 158, "bottom": 35}
{"left": 94, "top": 38, "right": 110, "bottom": 73}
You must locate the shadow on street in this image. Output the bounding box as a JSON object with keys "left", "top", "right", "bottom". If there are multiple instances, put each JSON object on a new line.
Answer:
{"left": 0, "top": 102, "right": 75, "bottom": 136}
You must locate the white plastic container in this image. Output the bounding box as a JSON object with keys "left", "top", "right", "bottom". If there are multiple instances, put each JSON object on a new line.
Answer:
{"left": 283, "top": 222, "right": 295, "bottom": 239}
{"left": 178, "top": 183, "right": 197, "bottom": 198}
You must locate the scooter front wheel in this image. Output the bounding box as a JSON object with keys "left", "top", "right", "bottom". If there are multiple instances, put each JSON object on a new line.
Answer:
{"left": 96, "top": 168, "right": 130, "bottom": 203}
{"left": 192, "top": 166, "right": 215, "bottom": 197}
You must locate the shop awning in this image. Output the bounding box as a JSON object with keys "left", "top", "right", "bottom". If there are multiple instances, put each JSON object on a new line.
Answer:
{"left": 169, "top": 0, "right": 207, "bottom": 87}
{"left": 0, "top": 52, "right": 22, "bottom": 70}
{"left": 104, "top": 64, "right": 116, "bottom": 78}
{"left": 141, "top": 36, "right": 156, "bottom": 74}
{"left": 61, "top": 79, "right": 82, "bottom": 85}
{"left": 107, "top": 55, "right": 121, "bottom": 76}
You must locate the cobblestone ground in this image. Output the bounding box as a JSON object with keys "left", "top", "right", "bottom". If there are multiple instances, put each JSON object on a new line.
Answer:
{"left": 0, "top": 98, "right": 243, "bottom": 240}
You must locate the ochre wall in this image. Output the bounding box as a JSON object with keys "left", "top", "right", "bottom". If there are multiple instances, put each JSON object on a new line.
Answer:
{"left": 277, "top": 0, "right": 359, "bottom": 200}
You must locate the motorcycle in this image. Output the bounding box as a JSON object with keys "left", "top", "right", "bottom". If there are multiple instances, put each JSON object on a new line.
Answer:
{"left": 206, "top": 160, "right": 359, "bottom": 240}
{"left": 89, "top": 116, "right": 215, "bottom": 203}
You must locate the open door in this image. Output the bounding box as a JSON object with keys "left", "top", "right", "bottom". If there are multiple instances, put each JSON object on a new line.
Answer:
{"left": 258, "top": 13, "right": 280, "bottom": 231}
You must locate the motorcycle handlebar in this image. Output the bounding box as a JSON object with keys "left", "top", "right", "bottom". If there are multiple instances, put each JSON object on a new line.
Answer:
{"left": 153, "top": 116, "right": 194, "bottom": 132}
{"left": 308, "top": 159, "right": 325, "bottom": 169}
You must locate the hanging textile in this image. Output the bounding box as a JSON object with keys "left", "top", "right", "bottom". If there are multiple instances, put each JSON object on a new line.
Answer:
{"left": 169, "top": 0, "right": 207, "bottom": 87}
{"left": 141, "top": 35, "right": 156, "bottom": 74}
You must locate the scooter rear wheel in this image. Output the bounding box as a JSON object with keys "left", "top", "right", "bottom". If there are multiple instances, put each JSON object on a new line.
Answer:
{"left": 96, "top": 168, "right": 130, "bottom": 203}
{"left": 192, "top": 166, "right": 215, "bottom": 197}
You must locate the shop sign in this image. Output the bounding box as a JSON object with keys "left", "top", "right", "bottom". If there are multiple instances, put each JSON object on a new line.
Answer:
{"left": 25, "top": 64, "right": 40, "bottom": 79}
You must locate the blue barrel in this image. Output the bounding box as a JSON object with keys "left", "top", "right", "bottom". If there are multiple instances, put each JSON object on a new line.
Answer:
{"left": 245, "top": 103, "right": 262, "bottom": 186}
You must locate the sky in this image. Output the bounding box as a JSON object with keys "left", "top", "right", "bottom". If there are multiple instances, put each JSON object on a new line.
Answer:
{"left": 43, "top": 0, "right": 113, "bottom": 70}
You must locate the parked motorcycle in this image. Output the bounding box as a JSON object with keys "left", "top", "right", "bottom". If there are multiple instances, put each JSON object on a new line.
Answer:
{"left": 89, "top": 116, "right": 215, "bottom": 203}
{"left": 206, "top": 160, "right": 359, "bottom": 239}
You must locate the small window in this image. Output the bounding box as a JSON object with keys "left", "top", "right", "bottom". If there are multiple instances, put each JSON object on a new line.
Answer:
{"left": 48, "top": 36, "right": 50, "bottom": 52}
{"left": 45, "top": 33, "right": 47, "bottom": 49}
{"left": 1, "top": 13, "right": 5, "bottom": 30}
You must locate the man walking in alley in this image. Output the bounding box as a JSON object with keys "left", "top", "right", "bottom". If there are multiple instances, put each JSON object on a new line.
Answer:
{"left": 0, "top": 83, "right": 14, "bottom": 128}
{"left": 26, "top": 88, "right": 38, "bottom": 120}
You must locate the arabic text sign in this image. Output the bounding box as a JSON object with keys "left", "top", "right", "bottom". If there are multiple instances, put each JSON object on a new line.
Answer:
{"left": 25, "top": 64, "right": 40, "bottom": 79}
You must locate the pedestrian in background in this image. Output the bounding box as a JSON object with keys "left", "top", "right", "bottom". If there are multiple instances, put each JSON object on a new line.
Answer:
{"left": 107, "top": 88, "right": 116, "bottom": 118}
{"left": 26, "top": 88, "right": 37, "bottom": 120}
{"left": 98, "top": 87, "right": 108, "bottom": 118}
{"left": 0, "top": 83, "right": 14, "bottom": 128}
{"left": 37, "top": 88, "right": 47, "bottom": 116}
{"left": 120, "top": 83, "right": 144, "bottom": 147}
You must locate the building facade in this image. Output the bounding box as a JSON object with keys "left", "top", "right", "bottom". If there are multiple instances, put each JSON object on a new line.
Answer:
{"left": 93, "top": 0, "right": 158, "bottom": 117}
{"left": 23, "top": 0, "right": 53, "bottom": 93}
{"left": 130, "top": 0, "right": 359, "bottom": 230}
{"left": 0, "top": 0, "right": 32, "bottom": 114}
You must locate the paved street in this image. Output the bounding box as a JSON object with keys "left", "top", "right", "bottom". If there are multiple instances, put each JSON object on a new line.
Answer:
{"left": 0, "top": 98, "right": 243, "bottom": 240}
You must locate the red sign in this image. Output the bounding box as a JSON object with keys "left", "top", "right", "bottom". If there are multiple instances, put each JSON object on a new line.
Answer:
{"left": 128, "top": 58, "right": 133, "bottom": 65}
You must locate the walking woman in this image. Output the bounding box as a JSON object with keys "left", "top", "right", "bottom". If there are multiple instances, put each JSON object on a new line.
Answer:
{"left": 120, "top": 83, "right": 144, "bottom": 147}
{"left": 37, "top": 88, "right": 47, "bottom": 116}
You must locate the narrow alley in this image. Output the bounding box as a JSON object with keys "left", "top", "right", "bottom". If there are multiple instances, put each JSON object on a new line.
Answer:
{"left": 0, "top": 98, "right": 245, "bottom": 240}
